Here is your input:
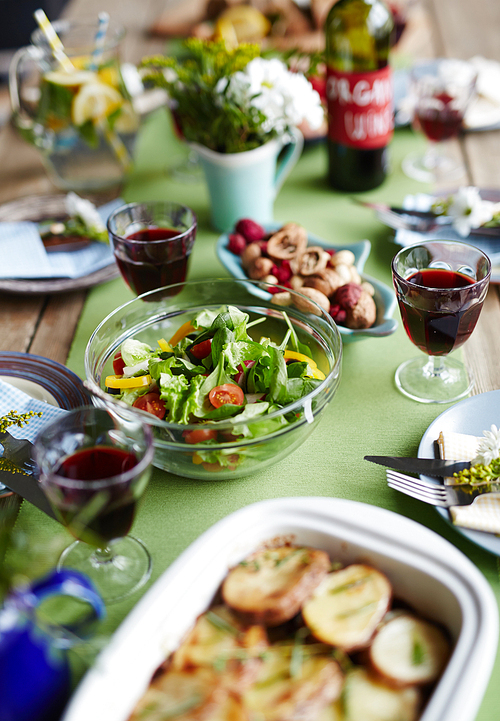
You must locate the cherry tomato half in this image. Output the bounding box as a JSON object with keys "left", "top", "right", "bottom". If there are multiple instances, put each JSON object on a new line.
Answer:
{"left": 190, "top": 338, "right": 212, "bottom": 360}
{"left": 208, "top": 383, "right": 245, "bottom": 409}
{"left": 113, "top": 351, "right": 126, "bottom": 376}
{"left": 133, "top": 392, "right": 166, "bottom": 420}
{"left": 183, "top": 428, "right": 218, "bottom": 444}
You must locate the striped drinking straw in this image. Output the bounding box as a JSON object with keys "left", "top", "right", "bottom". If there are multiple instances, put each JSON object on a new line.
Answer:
{"left": 33, "top": 9, "right": 74, "bottom": 72}
{"left": 89, "top": 12, "right": 110, "bottom": 71}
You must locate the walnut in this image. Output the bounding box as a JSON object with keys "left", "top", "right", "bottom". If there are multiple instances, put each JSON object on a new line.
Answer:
{"left": 241, "top": 242, "right": 261, "bottom": 269}
{"left": 248, "top": 257, "right": 274, "bottom": 280}
{"left": 345, "top": 291, "right": 377, "bottom": 329}
{"left": 291, "top": 246, "right": 328, "bottom": 276}
{"left": 292, "top": 287, "right": 330, "bottom": 315}
{"left": 267, "top": 222, "right": 308, "bottom": 261}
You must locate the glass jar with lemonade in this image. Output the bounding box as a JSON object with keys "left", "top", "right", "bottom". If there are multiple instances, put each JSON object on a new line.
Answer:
{"left": 9, "top": 19, "right": 139, "bottom": 191}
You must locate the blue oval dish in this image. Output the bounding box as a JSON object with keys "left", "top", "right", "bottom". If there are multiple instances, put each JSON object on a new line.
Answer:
{"left": 216, "top": 225, "right": 398, "bottom": 343}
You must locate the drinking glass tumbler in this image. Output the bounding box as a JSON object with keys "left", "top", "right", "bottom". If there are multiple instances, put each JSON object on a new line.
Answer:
{"left": 107, "top": 201, "right": 197, "bottom": 297}
{"left": 34, "top": 406, "right": 154, "bottom": 604}
{"left": 392, "top": 240, "right": 490, "bottom": 403}
{"left": 402, "top": 59, "right": 477, "bottom": 183}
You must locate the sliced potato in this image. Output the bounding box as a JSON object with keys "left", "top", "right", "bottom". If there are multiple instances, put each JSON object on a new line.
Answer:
{"left": 369, "top": 614, "right": 450, "bottom": 686}
{"left": 205, "top": 694, "right": 249, "bottom": 721}
{"left": 317, "top": 700, "right": 344, "bottom": 720}
{"left": 343, "top": 667, "right": 420, "bottom": 721}
{"left": 129, "top": 667, "right": 227, "bottom": 721}
{"left": 243, "top": 645, "right": 343, "bottom": 720}
{"left": 302, "top": 565, "right": 392, "bottom": 651}
{"left": 171, "top": 605, "right": 268, "bottom": 692}
{"left": 222, "top": 546, "right": 330, "bottom": 626}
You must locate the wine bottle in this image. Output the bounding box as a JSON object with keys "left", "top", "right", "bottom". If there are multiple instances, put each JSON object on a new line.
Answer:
{"left": 325, "top": 0, "right": 394, "bottom": 191}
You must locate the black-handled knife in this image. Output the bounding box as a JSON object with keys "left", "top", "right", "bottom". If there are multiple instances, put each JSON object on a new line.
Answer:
{"left": 365, "top": 455, "right": 471, "bottom": 477}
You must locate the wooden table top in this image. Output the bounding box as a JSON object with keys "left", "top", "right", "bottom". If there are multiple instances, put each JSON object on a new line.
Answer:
{"left": 0, "top": 0, "right": 499, "bottom": 384}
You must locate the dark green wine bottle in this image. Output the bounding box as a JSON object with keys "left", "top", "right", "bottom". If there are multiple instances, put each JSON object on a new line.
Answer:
{"left": 325, "top": 0, "right": 394, "bottom": 191}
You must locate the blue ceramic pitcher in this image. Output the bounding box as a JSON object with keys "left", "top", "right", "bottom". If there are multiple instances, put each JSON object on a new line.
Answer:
{"left": 0, "top": 569, "right": 105, "bottom": 721}
{"left": 191, "top": 127, "right": 304, "bottom": 232}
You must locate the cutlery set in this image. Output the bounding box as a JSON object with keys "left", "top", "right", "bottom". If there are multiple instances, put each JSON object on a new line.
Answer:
{"left": 356, "top": 199, "right": 500, "bottom": 237}
{"left": 365, "top": 455, "right": 500, "bottom": 512}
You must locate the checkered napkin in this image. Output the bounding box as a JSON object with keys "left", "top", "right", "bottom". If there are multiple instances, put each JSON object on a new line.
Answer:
{"left": 0, "top": 198, "right": 123, "bottom": 280}
{"left": 438, "top": 430, "right": 500, "bottom": 534}
{"left": 0, "top": 378, "right": 69, "bottom": 492}
{"left": 0, "top": 378, "right": 68, "bottom": 443}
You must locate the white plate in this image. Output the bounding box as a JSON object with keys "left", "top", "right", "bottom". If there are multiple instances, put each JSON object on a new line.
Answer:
{"left": 419, "top": 389, "right": 500, "bottom": 556}
{"left": 63, "top": 497, "right": 498, "bottom": 721}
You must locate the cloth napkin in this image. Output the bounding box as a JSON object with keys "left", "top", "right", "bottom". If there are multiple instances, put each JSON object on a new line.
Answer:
{"left": 0, "top": 198, "right": 123, "bottom": 280}
{"left": 0, "top": 378, "right": 68, "bottom": 492}
{"left": 437, "top": 430, "right": 500, "bottom": 534}
{"left": 395, "top": 193, "right": 500, "bottom": 268}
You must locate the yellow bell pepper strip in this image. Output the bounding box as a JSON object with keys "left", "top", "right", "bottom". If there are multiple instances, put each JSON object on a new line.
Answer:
{"left": 283, "top": 350, "right": 318, "bottom": 368}
{"left": 169, "top": 321, "right": 195, "bottom": 348}
{"left": 309, "top": 367, "right": 326, "bottom": 381}
{"left": 157, "top": 338, "right": 172, "bottom": 352}
{"left": 105, "top": 374, "right": 152, "bottom": 389}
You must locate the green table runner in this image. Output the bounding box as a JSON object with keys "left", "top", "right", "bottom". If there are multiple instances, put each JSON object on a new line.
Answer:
{"left": 15, "top": 110, "right": 500, "bottom": 717}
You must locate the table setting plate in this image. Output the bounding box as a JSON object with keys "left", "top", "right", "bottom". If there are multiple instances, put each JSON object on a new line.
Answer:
{"left": 0, "top": 194, "right": 119, "bottom": 294}
{"left": 391, "top": 189, "right": 500, "bottom": 284}
{"left": 418, "top": 389, "right": 500, "bottom": 556}
{"left": 216, "top": 225, "right": 398, "bottom": 343}
{"left": 0, "top": 352, "right": 91, "bottom": 410}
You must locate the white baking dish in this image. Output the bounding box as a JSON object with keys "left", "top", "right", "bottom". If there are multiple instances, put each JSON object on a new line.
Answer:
{"left": 63, "top": 497, "right": 498, "bottom": 721}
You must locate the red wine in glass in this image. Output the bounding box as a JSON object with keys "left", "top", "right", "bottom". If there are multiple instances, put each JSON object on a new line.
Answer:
{"left": 416, "top": 93, "right": 464, "bottom": 142}
{"left": 55, "top": 446, "right": 139, "bottom": 545}
{"left": 113, "top": 227, "right": 190, "bottom": 297}
{"left": 398, "top": 268, "right": 480, "bottom": 356}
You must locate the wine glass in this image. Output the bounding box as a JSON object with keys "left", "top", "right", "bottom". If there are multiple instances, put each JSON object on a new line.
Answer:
{"left": 392, "top": 240, "right": 491, "bottom": 403}
{"left": 107, "top": 201, "right": 197, "bottom": 297}
{"left": 34, "top": 406, "right": 154, "bottom": 604}
{"left": 402, "top": 59, "right": 477, "bottom": 183}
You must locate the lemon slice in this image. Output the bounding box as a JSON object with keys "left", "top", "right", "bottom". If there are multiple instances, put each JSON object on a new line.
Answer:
{"left": 44, "top": 69, "right": 98, "bottom": 87}
{"left": 71, "top": 81, "right": 123, "bottom": 126}
{"left": 214, "top": 6, "right": 271, "bottom": 46}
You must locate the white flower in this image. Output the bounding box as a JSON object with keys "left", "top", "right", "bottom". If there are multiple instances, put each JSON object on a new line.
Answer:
{"left": 446, "top": 186, "right": 494, "bottom": 237}
{"left": 218, "top": 57, "right": 323, "bottom": 137}
{"left": 65, "top": 192, "right": 105, "bottom": 233}
{"left": 472, "top": 424, "right": 500, "bottom": 466}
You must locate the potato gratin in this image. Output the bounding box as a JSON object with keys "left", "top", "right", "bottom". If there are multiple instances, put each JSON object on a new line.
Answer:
{"left": 129, "top": 545, "right": 450, "bottom": 721}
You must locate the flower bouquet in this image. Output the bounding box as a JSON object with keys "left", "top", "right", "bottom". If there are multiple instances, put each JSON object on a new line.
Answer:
{"left": 141, "top": 40, "right": 323, "bottom": 230}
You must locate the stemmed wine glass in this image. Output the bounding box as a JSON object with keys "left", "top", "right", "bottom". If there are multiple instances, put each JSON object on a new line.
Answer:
{"left": 402, "top": 59, "right": 477, "bottom": 183}
{"left": 34, "top": 406, "right": 154, "bottom": 604}
{"left": 392, "top": 240, "right": 491, "bottom": 403}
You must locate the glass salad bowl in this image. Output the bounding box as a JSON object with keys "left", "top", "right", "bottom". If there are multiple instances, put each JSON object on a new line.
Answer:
{"left": 84, "top": 278, "right": 342, "bottom": 480}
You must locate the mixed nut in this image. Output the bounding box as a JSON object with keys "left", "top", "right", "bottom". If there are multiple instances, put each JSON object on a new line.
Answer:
{"left": 228, "top": 218, "right": 377, "bottom": 328}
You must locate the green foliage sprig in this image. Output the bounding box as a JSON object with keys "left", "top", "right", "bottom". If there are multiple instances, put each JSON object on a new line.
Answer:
{"left": 0, "top": 410, "right": 42, "bottom": 434}
{"left": 453, "top": 458, "right": 500, "bottom": 485}
{"left": 141, "top": 39, "right": 271, "bottom": 153}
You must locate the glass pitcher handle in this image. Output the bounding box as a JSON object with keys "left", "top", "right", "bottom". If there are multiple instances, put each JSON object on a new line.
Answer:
{"left": 8, "top": 45, "right": 44, "bottom": 130}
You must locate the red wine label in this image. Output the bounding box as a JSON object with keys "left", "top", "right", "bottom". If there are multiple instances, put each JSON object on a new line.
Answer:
{"left": 326, "top": 66, "right": 393, "bottom": 149}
